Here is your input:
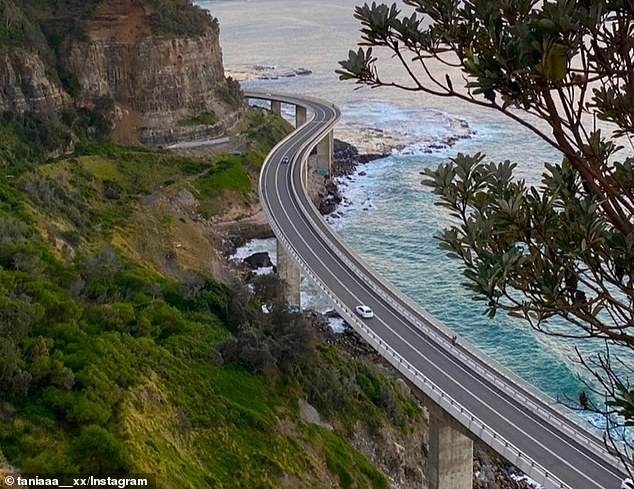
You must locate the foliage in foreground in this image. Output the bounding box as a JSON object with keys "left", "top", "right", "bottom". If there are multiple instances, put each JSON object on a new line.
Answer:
{"left": 338, "top": 0, "right": 634, "bottom": 467}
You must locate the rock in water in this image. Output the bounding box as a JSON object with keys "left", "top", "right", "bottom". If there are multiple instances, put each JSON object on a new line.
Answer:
{"left": 243, "top": 252, "right": 273, "bottom": 270}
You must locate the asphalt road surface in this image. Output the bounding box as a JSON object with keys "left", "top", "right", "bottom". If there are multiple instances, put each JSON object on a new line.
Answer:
{"left": 248, "top": 91, "right": 629, "bottom": 489}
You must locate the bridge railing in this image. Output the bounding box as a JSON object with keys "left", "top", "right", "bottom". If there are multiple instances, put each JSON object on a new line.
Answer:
{"left": 295, "top": 184, "right": 623, "bottom": 467}
{"left": 263, "top": 92, "right": 622, "bottom": 471}
{"left": 264, "top": 197, "right": 570, "bottom": 489}
{"left": 253, "top": 92, "right": 625, "bottom": 487}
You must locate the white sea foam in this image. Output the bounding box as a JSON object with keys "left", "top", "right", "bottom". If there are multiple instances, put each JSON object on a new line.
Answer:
{"left": 231, "top": 238, "right": 334, "bottom": 313}
{"left": 230, "top": 238, "right": 277, "bottom": 264}
{"left": 226, "top": 64, "right": 312, "bottom": 81}
{"left": 336, "top": 101, "right": 475, "bottom": 156}
{"left": 328, "top": 318, "right": 347, "bottom": 334}
{"left": 510, "top": 474, "right": 544, "bottom": 488}
{"left": 301, "top": 276, "right": 335, "bottom": 313}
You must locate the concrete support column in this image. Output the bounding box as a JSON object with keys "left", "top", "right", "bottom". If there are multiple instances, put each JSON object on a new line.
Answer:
{"left": 316, "top": 129, "right": 334, "bottom": 177}
{"left": 296, "top": 106, "right": 307, "bottom": 128}
{"left": 276, "top": 241, "right": 301, "bottom": 307}
{"left": 428, "top": 404, "right": 473, "bottom": 489}
{"left": 271, "top": 100, "right": 282, "bottom": 116}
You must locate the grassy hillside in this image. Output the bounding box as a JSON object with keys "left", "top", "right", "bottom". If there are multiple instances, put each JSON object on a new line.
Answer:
{"left": 0, "top": 108, "right": 422, "bottom": 488}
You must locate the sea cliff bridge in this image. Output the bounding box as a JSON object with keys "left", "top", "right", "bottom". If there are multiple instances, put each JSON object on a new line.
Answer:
{"left": 246, "top": 91, "right": 629, "bottom": 489}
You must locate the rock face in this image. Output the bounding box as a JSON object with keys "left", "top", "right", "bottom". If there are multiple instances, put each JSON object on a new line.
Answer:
{"left": 318, "top": 180, "right": 342, "bottom": 215}
{"left": 0, "top": 48, "right": 69, "bottom": 114}
{"left": 473, "top": 443, "right": 536, "bottom": 489}
{"left": 243, "top": 252, "right": 273, "bottom": 270}
{"left": 0, "top": 0, "right": 238, "bottom": 146}
{"left": 61, "top": 0, "right": 234, "bottom": 145}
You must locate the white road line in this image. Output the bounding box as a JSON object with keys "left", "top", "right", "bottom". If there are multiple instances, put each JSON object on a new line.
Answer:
{"left": 270, "top": 134, "right": 602, "bottom": 489}
{"left": 252, "top": 91, "right": 626, "bottom": 488}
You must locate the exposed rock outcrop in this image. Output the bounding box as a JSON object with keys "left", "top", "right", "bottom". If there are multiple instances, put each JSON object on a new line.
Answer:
{"left": 474, "top": 443, "right": 536, "bottom": 489}
{"left": 0, "top": 49, "right": 70, "bottom": 114}
{"left": 316, "top": 139, "right": 383, "bottom": 216}
{"left": 62, "top": 0, "right": 237, "bottom": 145}
{"left": 243, "top": 252, "right": 273, "bottom": 270}
{"left": 0, "top": 0, "right": 240, "bottom": 146}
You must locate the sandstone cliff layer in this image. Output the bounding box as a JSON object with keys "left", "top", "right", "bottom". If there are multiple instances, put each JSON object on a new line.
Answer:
{"left": 63, "top": 0, "right": 234, "bottom": 145}
{"left": 0, "top": 0, "right": 238, "bottom": 146}
{"left": 0, "top": 49, "right": 69, "bottom": 114}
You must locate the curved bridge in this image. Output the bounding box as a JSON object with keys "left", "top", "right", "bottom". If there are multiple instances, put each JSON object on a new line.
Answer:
{"left": 247, "top": 90, "right": 628, "bottom": 489}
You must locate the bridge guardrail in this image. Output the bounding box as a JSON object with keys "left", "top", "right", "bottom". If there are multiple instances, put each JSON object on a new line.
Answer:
{"left": 298, "top": 189, "right": 622, "bottom": 467}
{"left": 272, "top": 94, "right": 622, "bottom": 471}
{"left": 251, "top": 91, "right": 625, "bottom": 487}
{"left": 264, "top": 200, "right": 570, "bottom": 489}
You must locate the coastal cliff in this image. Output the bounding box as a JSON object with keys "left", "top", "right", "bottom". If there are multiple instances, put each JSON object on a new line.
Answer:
{"left": 0, "top": 0, "right": 241, "bottom": 145}
{"left": 0, "top": 49, "right": 69, "bottom": 114}
{"left": 63, "top": 0, "right": 240, "bottom": 145}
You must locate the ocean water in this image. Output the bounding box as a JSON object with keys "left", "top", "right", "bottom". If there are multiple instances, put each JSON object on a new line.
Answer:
{"left": 198, "top": 0, "right": 632, "bottom": 428}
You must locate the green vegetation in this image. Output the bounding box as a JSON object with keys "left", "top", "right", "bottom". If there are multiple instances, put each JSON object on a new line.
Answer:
{"left": 0, "top": 0, "right": 215, "bottom": 48}
{"left": 0, "top": 102, "right": 116, "bottom": 175}
{"left": 178, "top": 111, "right": 218, "bottom": 127}
{"left": 143, "top": 0, "right": 217, "bottom": 37}
{"left": 0, "top": 174, "right": 407, "bottom": 486}
{"left": 0, "top": 112, "right": 72, "bottom": 171}
{"left": 183, "top": 108, "right": 292, "bottom": 217}
{"left": 13, "top": 144, "right": 211, "bottom": 240}
{"left": 297, "top": 424, "right": 389, "bottom": 489}
{"left": 193, "top": 156, "right": 251, "bottom": 198}
{"left": 216, "top": 77, "right": 244, "bottom": 111}
{"left": 0, "top": 0, "right": 47, "bottom": 48}
{"left": 0, "top": 106, "right": 290, "bottom": 243}
{"left": 0, "top": 101, "right": 416, "bottom": 486}
{"left": 242, "top": 108, "right": 293, "bottom": 170}
{"left": 220, "top": 277, "right": 420, "bottom": 434}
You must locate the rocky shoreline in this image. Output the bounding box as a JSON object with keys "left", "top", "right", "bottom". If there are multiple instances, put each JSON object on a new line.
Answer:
{"left": 231, "top": 138, "right": 382, "bottom": 272}
{"left": 225, "top": 64, "right": 312, "bottom": 81}
{"left": 335, "top": 114, "right": 473, "bottom": 156}
{"left": 317, "top": 138, "right": 385, "bottom": 215}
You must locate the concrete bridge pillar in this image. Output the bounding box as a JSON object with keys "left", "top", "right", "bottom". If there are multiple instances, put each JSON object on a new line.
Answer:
{"left": 428, "top": 404, "right": 473, "bottom": 489}
{"left": 316, "top": 129, "right": 333, "bottom": 177}
{"left": 276, "top": 241, "right": 301, "bottom": 308}
{"left": 271, "top": 100, "right": 282, "bottom": 116}
{"left": 296, "top": 106, "right": 307, "bottom": 127}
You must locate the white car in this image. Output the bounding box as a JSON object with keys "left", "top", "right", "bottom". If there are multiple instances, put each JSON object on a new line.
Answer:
{"left": 622, "top": 478, "right": 634, "bottom": 489}
{"left": 281, "top": 156, "right": 290, "bottom": 164}
{"left": 355, "top": 305, "right": 374, "bottom": 319}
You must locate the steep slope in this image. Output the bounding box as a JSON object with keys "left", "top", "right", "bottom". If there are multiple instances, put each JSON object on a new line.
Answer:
{"left": 0, "top": 0, "right": 68, "bottom": 114}
{"left": 0, "top": 0, "right": 242, "bottom": 146}
{"left": 0, "top": 123, "right": 426, "bottom": 487}
{"left": 0, "top": 49, "right": 69, "bottom": 114}
{"left": 62, "top": 0, "right": 240, "bottom": 145}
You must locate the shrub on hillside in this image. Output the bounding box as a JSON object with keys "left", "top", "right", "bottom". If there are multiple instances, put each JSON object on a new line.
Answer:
{"left": 219, "top": 279, "right": 318, "bottom": 375}
{"left": 144, "top": 0, "right": 217, "bottom": 36}
{"left": 71, "top": 425, "right": 132, "bottom": 473}
{"left": 0, "top": 112, "right": 71, "bottom": 168}
{"left": 216, "top": 77, "right": 244, "bottom": 111}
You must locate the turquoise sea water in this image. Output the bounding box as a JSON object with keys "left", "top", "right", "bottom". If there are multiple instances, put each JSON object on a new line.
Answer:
{"left": 198, "top": 0, "right": 632, "bottom": 428}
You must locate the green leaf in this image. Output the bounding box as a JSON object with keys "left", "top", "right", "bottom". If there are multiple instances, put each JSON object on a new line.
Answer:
{"left": 541, "top": 42, "right": 568, "bottom": 82}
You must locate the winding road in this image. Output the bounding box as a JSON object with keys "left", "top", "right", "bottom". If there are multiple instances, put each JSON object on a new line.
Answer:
{"left": 248, "top": 91, "right": 629, "bottom": 489}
